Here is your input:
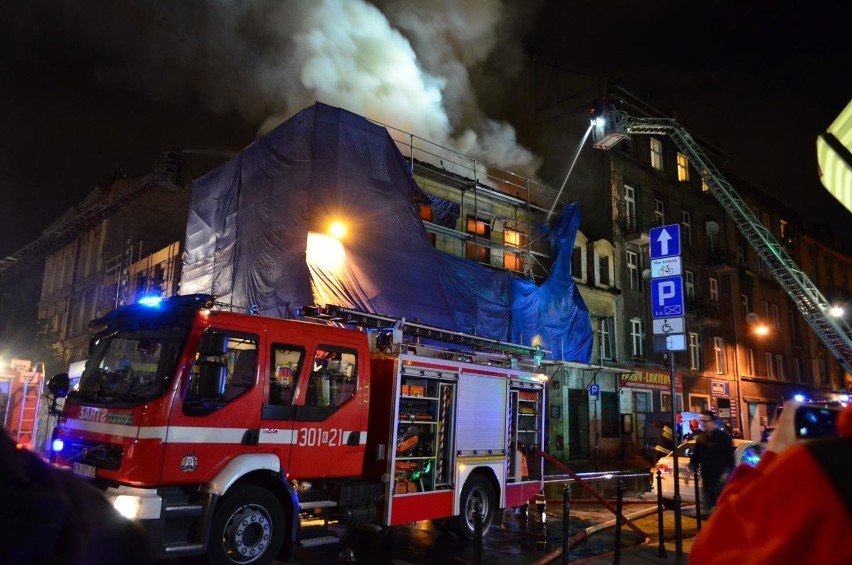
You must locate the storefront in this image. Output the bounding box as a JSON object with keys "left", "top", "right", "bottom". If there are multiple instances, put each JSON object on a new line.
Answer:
{"left": 619, "top": 369, "right": 683, "bottom": 458}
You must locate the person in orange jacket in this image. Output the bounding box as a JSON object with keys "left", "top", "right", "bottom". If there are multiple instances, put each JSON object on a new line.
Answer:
{"left": 691, "top": 400, "right": 852, "bottom": 564}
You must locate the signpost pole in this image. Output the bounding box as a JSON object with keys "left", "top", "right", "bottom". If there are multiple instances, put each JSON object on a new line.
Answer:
{"left": 670, "top": 352, "right": 683, "bottom": 561}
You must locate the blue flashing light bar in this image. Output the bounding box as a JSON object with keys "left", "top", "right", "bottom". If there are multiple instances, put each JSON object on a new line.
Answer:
{"left": 52, "top": 438, "right": 64, "bottom": 452}
{"left": 138, "top": 296, "right": 163, "bottom": 307}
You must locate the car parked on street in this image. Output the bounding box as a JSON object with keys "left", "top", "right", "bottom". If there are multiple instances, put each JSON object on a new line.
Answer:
{"left": 652, "top": 438, "right": 762, "bottom": 508}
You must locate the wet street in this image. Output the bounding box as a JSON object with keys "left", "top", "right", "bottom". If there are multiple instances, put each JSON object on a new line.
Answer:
{"left": 286, "top": 498, "right": 652, "bottom": 564}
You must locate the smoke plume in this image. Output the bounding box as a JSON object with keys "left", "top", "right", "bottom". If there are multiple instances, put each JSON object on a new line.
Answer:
{"left": 20, "top": 0, "right": 540, "bottom": 175}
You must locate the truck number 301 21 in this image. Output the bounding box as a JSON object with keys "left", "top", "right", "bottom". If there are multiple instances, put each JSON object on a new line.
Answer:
{"left": 296, "top": 427, "right": 346, "bottom": 447}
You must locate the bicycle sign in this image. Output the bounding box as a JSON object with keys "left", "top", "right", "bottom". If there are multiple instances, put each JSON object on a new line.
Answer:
{"left": 650, "top": 256, "right": 681, "bottom": 278}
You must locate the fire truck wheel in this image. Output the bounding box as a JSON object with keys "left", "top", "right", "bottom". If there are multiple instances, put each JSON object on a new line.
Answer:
{"left": 208, "top": 485, "right": 286, "bottom": 565}
{"left": 448, "top": 475, "right": 495, "bottom": 540}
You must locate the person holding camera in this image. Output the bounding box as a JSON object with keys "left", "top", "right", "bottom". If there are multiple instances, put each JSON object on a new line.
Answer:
{"left": 689, "top": 410, "right": 735, "bottom": 515}
{"left": 690, "top": 400, "right": 852, "bottom": 564}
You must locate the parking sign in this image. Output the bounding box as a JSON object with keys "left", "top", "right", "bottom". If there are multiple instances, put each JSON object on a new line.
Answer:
{"left": 651, "top": 276, "right": 685, "bottom": 318}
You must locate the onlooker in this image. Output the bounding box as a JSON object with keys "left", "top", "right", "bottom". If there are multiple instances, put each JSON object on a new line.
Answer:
{"left": 0, "top": 431, "right": 153, "bottom": 565}
{"left": 691, "top": 400, "right": 852, "bottom": 564}
{"left": 689, "top": 410, "right": 734, "bottom": 514}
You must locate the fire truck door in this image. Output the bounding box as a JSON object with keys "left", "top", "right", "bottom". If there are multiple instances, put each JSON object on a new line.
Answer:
{"left": 163, "top": 330, "right": 261, "bottom": 483}
{"left": 286, "top": 344, "right": 366, "bottom": 478}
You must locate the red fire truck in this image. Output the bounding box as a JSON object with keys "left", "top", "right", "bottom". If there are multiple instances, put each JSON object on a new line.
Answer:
{"left": 1, "top": 359, "right": 44, "bottom": 451}
{"left": 49, "top": 294, "right": 546, "bottom": 564}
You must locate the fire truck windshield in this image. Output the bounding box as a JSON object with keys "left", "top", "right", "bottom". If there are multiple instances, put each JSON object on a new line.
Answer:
{"left": 72, "top": 327, "right": 187, "bottom": 406}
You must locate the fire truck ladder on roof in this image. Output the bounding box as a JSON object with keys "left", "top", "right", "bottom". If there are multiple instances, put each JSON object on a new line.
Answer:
{"left": 593, "top": 110, "right": 852, "bottom": 373}
{"left": 299, "top": 304, "right": 544, "bottom": 359}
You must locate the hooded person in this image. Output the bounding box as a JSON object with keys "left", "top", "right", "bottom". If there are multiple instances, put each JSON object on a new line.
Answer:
{"left": 690, "top": 401, "right": 852, "bottom": 565}
{"left": 0, "top": 431, "right": 153, "bottom": 565}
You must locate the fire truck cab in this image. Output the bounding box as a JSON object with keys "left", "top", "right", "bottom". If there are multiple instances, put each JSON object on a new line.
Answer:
{"left": 50, "top": 294, "right": 546, "bottom": 564}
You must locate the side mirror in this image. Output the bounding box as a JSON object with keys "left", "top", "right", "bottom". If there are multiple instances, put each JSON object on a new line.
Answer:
{"left": 48, "top": 373, "right": 71, "bottom": 398}
{"left": 199, "top": 332, "right": 229, "bottom": 356}
{"left": 197, "top": 361, "right": 227, "bottom": 398}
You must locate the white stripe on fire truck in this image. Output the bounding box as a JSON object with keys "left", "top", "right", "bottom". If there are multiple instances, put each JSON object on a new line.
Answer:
{"left": 62, "top": 420, "right": 368, "bottom": 446}
{"left": 62, "top": 418, "right": 143, "bottom": 439}
{"left": 257, "top": 430, "right": 367, "bottom": 445}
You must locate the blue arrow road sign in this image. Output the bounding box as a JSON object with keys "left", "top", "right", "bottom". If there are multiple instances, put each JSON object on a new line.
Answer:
{"left": 649, "top": 224, "right": 681, "bottom": 259}
{"left": 651, "top": 276, "right": 685, "bottom": 318}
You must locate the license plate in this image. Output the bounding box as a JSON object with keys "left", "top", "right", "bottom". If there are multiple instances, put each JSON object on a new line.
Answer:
{"left": 73, "top": 462, "right": 97, "bottom": 479}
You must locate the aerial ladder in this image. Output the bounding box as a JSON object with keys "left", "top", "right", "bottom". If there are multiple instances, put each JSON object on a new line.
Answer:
{"left": 0, "top": 152, "right": 185, "bottom": 282}
{"left": 591, "top": 105, "right": 852, "bottom": 374}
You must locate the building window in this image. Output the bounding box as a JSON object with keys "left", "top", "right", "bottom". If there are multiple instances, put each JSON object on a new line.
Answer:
{"left": 741, "top": 294, "right": 750, "bottom": 318}
{"left": 631, "top": 318, "right": 644, "bottom": 358}
{"left": 689, "top": 332, "right": 701, "bottom": 370}
{"left": 685, "top": 270, "right": 695, "bottom": 300}
{"left": 598, "top": 255, "right": 611, "bottom": 286}
{"left": 654, "top": 199, "right": 665, "bottom": 226}
{"left": 594, "top": 240, "right": 614, "bottom": 288}
{"left": 702, "top": 178, "right": 710, "bottom": 192}
{"left": 504, "top": 228, "right": 525, "bottom": 248}
{"left": 780, "top": 219, "right": 789, "bottom": 241}
{"left": 601, "top": 391, "right": 620, "bottom": 438}
{"left": 776, "top": 354, "right": 785, "bottom": 379}
{"left": 793, "top": 357, "right": 801, "bottom": 381}
{"left": 624, "top": 184, "right": 636, "bottom": 226}
{"left": 745, "top": 348, "right": 755, "bottom": 376}
{"left": 737, "top": 243, "right": 747, "bottom": 266}
{"left": 504, "top": 252, "right": 522, "bottom": 272}
{"left": 758, "top": 257, "right": 766, "bottom": 278}
{"left": 761, "top": 300, "right": 770, "bottom": 322}
{"left": 599, "top": 317, "right": 614, "bottom": 361}
{"left": 572, "top": 246, "right": 586, "bottom": 282}
{"left": 714, "top": 337, "right": 726, "bottom": 374}
{"left": 681, "top": 210, "right": 692, "bottom": 246}
{"left": 677, "top": 152, "right": 689, "bottom": 181}
{"left": 765, "top": 352, "right": 776, "bottom": 378}
{"left": 650, "top": 138, "right": 663, "bottom": 170}
{"left": 627, "top": 251, "right": 640, "bottom": 291}
{"left": 761, "top": 212, "right": 770, "bottom": 229}
{"left": 818, "top": 353, "right": 828, "bottom": 383}
{"left": 662, "top": 393, "right": 684, "bottom": 412}
{"left": 689, "top": 395, "right": 710, "bottom": 413}
{"left": 771, "top": 304, "right": 780, "bottom": 329}
{"left": 709, "top": 277, "right": 719, "bottom": 303}
{"left": 465, "top": 216, "right": 491, "bottom": 263}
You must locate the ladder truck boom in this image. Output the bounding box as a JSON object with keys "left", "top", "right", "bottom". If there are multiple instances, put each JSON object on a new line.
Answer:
{"left": 592, "top": 108, "right": 852, "bottom": 373}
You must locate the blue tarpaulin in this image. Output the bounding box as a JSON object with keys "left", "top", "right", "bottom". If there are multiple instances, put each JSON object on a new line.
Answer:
{"left": 181, "top": 103, "right": 592, "bottom": 362}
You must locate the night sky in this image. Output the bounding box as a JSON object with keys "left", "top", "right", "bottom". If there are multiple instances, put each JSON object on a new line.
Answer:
{"left": 1, "top": 0, "right": 850, "bottom": 262}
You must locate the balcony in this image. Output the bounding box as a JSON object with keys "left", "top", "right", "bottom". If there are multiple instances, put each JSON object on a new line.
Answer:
{"left": 617, "top": 213, "right": 658, "bottom": 245}
{"left": 685, "top": 296, "right": 723, "bottom": 327}
{"left": 706, "top": 248, "right": 736, "bottom": 272}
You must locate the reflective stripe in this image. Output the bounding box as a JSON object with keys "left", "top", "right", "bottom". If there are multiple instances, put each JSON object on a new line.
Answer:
{"left": 63, "top": 418, "right": 142, "bottom": 439}
{"left": 62, "top": 419, "right": 368, "bottom": 446}
{"left": 257, "top": 429, "right": 367, "bottom": 446}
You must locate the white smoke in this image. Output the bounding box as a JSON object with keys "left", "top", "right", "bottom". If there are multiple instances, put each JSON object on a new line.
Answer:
{"left": 31, "top": 0, "right": 540, "bottom": 174}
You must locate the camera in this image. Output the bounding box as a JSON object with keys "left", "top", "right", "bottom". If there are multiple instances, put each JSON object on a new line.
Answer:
{"left": 794, "top": 405, "right": 840, "bottom": 439}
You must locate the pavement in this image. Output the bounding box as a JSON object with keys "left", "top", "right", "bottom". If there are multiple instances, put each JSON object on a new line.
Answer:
{"left": 560, "top": 507, "right": 699, "bottom": 564}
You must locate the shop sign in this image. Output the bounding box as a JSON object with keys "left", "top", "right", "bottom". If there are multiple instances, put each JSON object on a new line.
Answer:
{"left": 620, "top": 369, "right": 683, "bottom": 392}
{"left": 710, "top": 380, "right": 730, "bottom": 397}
